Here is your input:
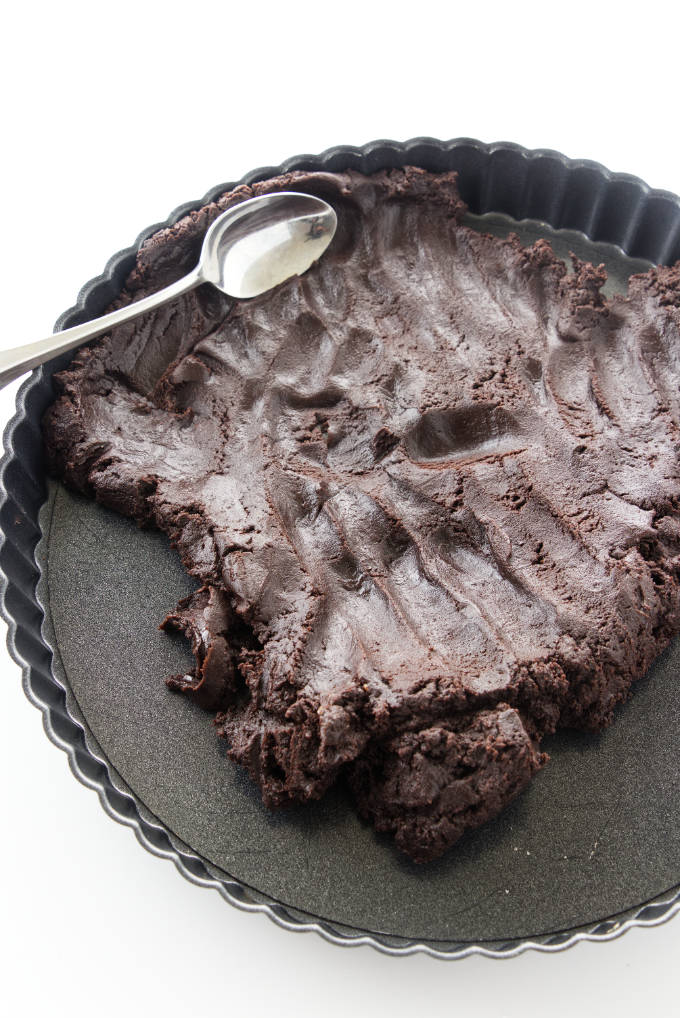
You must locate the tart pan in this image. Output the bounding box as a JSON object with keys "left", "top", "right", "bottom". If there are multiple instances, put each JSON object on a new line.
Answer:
{"left": 2, "top": 138, "right": 680, "bottom": 959}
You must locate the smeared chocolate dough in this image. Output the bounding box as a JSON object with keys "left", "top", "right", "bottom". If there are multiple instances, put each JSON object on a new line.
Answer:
{"left": 43, "top": 169, "right": 680, "bottom": 862}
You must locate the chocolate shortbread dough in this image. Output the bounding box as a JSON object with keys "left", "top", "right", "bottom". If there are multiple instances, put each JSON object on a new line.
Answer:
{"left": 43, "top": 168, "right": 680, "bottom": 863}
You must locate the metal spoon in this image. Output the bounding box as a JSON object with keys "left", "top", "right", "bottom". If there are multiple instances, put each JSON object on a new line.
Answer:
{"left": 0, "top": 191, "right": 337, "bottom": 389}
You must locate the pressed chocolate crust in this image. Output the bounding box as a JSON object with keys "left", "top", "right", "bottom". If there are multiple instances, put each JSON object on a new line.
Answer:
{"left": 43, "top": 169, "right": 680, "bottom": 863}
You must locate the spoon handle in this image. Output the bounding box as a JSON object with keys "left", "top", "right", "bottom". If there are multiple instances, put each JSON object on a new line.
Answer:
{"left": 0, "top": 265, "right": 203, "bottom": 390}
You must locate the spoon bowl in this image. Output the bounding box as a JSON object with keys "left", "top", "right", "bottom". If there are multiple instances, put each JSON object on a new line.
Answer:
{"left": 201, "top": 192, "right": 337, "bottom": 299}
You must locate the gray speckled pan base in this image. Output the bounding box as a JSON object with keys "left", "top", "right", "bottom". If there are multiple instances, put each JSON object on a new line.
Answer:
{"left": 36, "top": 215, "right": 680, "bottom": 945}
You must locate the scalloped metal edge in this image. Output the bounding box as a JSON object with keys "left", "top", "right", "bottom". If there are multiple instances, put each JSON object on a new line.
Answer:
{"left": 2, "top": 137, "right": 680, "bottom": 961}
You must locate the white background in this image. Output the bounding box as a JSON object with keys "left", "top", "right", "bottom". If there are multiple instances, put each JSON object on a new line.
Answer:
{"left": 1, "top": 2, "right": 678, "bottom": 1015}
